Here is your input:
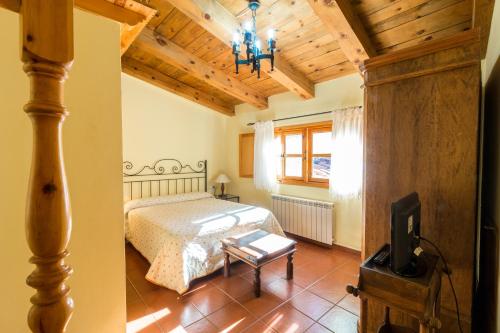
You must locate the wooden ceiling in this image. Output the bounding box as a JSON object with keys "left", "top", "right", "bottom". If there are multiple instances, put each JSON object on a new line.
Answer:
{"left": 121, "top": 0, "right": 494, "bottom": 115}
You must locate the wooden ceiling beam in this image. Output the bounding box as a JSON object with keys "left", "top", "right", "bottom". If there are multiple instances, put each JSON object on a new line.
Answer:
{"left": 135, "top": 28, "right": 268, "bottom": 109}
{"left": 123, "top": 57, "right": 235, "bottom": 116}
{"left": 1, "top": 0, "right": 148, "bottom": 25}
{"left": 168, "top": 0, "right": 315, "bottom": 100}
{"left": 0, "top": 0, "right": 155, "bottom": 57}
{"left": 77, "top": 0, "right": 147, "bottom": 25}
{"left": 308, "top": 0, "right": 377, "bottom": 70}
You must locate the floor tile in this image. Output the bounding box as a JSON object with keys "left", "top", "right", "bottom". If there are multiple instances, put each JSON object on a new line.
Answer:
{"left": 318, "top": 306, "right": 358, "bottom": 333}
{"left": 289, "top": 290, "right": 334, "bottom": 321}
{"left": 231, "top": 260, "right": 254, "bottom": 275}
{"left": 213, "top": 274, "right": 254, "bottom": 299}
{"left": 126, "top": 303, "right": 163, "bottom": 333}
{"left": 308, "top": 269, "right": 357, "bottom": 304}
{"left": 265, "top": 257, "right": 288, "bottom": 275}
{"left": 128, "top": 272, "right": 161, "bottom": 295}
{"left": 242, "top": 320, "right": 278, "bottom": 333}
{"left": 264, "top": 278, "right": 304, "bottom": 301}
{"left": 126, "top": 244, "right": 150, "bottom": 273}
{"left": 241, "top": 268, "right": 281, "bottom": 287}
{"left": 127, "top": 279, "right": 143, "bottom": 305}
{"left": 183, "top": 318, "right": 219, "bottom": 333}
{"left": 337, "top": 293, "right": 360, "bottom": 316}
{"left": 262, "top": 303, "right": 315, "bottom": 333}
{"left": 237, "top": 290, "right": 284, "bottom": 318}
{"left": 182, "top": 284, "right": 232, "bottom": 316}
{"left": 206, "top": 302, "right": 256, "bottom": 333}
{"left": 292, "top": 264, "right": 333, "bottom": 289}
{"left": 304, "top": 323, "right": 333, "bottom": 333}
{"left": 140, "top": 289, "right": 204, "bottom": 330}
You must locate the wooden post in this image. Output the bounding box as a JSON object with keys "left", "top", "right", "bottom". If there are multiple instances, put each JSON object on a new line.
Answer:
{"left": 20, "top": 0, "right": 75, "bottom": 332}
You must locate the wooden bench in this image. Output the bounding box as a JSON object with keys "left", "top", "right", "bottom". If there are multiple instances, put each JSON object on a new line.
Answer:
{"left": 221, "top": 229, "right": 297, "bottom": 297}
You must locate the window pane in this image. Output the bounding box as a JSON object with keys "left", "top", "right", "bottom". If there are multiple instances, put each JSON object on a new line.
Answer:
{"left": 312, "top": 157, "right": 331, "bottom": 179}
{"left": 312, "top": 131, "right": 332, "bottom": 154}
{"left": 285, "top": 157, "right": 302, "bottom": 177}
{"left": 285, "top": 134, "right": 302, "bottom": 154}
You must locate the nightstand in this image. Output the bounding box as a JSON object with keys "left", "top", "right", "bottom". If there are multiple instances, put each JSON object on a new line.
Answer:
{"left": 216, "top": 194, "right": 240, "bottom": 203}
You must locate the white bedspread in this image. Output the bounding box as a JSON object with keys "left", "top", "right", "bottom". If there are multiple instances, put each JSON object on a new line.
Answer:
{"left": 124, "top": 193, "right": 285, "bottom": 294}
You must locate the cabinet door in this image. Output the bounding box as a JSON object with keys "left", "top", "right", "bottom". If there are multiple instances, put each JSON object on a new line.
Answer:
{"left": 239, "top": 133, "right": 254, "bottom": 178}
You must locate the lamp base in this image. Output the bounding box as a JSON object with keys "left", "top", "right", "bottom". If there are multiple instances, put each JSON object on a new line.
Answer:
{"left": 221, "top": 183, "right": 225, "bottom": 197}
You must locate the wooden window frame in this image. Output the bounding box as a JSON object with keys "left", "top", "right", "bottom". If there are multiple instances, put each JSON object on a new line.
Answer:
{"left": 275, "top": 121, "right": 332, "bottom": 188}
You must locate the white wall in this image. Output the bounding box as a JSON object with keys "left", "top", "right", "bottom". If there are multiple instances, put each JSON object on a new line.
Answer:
{"left": 0, "top": 9, "right": 126, "bottom": 333}
{"left": 121, "top": 73, "right": 229, "bottom": 192}
{"left": 225, "top": 74, "right": 364, "bottom": 250}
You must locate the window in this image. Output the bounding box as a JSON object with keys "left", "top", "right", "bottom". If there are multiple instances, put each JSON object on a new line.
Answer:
{"left": 275, "top": 121, "right": 332, "bottom": 187}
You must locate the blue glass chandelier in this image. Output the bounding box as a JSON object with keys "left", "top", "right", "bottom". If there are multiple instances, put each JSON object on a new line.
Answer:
{"left": 231, "top": 0, "right": 276, "bottom": 79}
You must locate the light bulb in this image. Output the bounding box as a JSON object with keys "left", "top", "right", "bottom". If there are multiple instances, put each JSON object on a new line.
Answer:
{"left": 243, "top": 21, "right": 252, "bottom": 32}
{"left": 255, "top": 39, "right": 262, "bottom": 51}
{"left": 267, "top": 29, "right": 275, "bottom": 40}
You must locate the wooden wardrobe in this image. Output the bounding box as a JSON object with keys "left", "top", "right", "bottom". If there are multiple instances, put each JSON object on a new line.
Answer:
{"left": 362, "top": 29, "right": 481, "bottom": 332}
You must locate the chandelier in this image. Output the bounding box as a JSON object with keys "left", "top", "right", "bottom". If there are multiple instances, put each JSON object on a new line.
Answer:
{"left": 231, "top": 0, "right": 276, "bottom": 79}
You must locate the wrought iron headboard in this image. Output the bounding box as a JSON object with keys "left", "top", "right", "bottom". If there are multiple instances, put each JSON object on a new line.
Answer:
{"left": 123, "top": 158, "right": 207, "bottom": 201}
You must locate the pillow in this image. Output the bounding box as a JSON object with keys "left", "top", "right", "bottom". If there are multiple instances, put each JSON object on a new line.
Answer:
{"left": 124, "top": 192, "right": 214, "bottom": 217}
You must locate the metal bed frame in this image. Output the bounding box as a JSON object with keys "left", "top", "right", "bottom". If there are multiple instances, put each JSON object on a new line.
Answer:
{"left": 123, "top": 158, "right": 207, "bottom": 200}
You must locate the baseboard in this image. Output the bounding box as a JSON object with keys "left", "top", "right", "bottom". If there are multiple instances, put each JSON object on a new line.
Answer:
{"left": 285, "top": 231, "right": 361, "bottom": 256}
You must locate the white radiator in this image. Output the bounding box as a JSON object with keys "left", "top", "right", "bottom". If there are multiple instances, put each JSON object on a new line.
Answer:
{"left": 271, "top": 194, "right": 334, "bottom": 246}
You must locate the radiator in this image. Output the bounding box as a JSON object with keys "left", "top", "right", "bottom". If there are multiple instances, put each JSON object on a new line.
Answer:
{"left": 271, "top": 194, "right": 334, "bottom": 246}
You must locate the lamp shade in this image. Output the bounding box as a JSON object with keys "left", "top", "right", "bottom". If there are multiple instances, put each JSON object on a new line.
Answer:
{"left": 215, "top": 174, "right": 231, "bottom": 184}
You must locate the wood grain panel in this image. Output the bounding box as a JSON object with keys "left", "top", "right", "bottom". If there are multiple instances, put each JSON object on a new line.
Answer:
{"left": 362, "top": 30, "right": 480, "bottom": 332}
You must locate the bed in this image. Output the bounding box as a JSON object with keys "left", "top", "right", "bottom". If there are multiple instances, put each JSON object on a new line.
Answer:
{"left": 123, "top": 158, "right": 285, "bottom": 294}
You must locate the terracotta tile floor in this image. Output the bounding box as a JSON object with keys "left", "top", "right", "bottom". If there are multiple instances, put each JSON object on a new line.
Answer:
{"left": 126, "top": 240, "right": 361, "bottom": 333}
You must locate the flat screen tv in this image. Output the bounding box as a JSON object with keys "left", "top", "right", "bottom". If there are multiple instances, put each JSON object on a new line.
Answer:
{"left": 390, "top": 192, "right": 426, "bottom": 277}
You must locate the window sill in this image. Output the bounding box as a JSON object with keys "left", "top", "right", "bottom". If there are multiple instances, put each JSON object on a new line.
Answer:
{"left": 278, "top": 179, "right": 329, "bottom": 189}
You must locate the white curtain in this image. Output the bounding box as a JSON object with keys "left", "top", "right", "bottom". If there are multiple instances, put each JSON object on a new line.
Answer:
{"left": 329, "top": 107, "right": 363, "bottom": 199}
{"left": 254, "top": 121, "right": 277, "bottom": 192}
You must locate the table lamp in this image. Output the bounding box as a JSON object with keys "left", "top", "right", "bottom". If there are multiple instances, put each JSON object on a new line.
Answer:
{"left": 215, "top": 174, "right": 231, "bottom": 196}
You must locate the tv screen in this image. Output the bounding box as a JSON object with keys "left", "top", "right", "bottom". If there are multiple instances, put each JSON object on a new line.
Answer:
{"left": 390, "top": 192, "right": 423, "bottom": 277}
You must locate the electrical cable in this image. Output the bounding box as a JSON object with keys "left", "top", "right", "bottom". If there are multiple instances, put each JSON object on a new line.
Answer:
{"left": 419, "top": 236, "right": 464, "bottom": 333}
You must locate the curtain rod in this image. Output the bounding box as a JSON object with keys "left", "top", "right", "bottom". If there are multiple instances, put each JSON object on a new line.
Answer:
{"left": 246, "top": 105, "right": 362, "bottom": 126}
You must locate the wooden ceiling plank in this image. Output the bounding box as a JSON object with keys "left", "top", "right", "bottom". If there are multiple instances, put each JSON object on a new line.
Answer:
{"left": 379, "top": 20, "right": 471, "bottom": 53}
{"left": 372, "top": 0, "right": 472, "bottom": 49}
{"left": 135, "top": 29, "right": 268, "bottom": 109}
{"left": 155, "top": 9, "right": 192, "bottom": 40}
{"left": 473, "top": 0, "right": 496, "bottom": 58}
{"left": 307, "top": 61, "right": 357, "bottom": 82}
{"left": 168, "top": 0, "right": 315, "bottom": 99}
{"left": 369, "top": 0, "right": 463, "bottom": 35}
{"left": 286, "top": 41, "right": 341, "bottom": 65}
{"left": 123, "top": 57, "right": 235, "bottom": 116}
{"left": 363, "top": 0, "right": 429, "bottom": 27}
{"left": 146, "top": 0, "right": 175, "bottom": 29}
{"left": 295, "top": 48, "right": 348, "bottom": 74}
{"left": 308, "top": 0, "right": 377, "bottom": 69}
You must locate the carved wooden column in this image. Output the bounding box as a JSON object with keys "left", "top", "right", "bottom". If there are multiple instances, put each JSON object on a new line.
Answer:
{"left": 20, "top": 1, "right": 75, "bottom": 332}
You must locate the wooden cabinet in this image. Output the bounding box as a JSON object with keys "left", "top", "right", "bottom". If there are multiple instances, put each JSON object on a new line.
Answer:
{"left": 239, "top": 133, "right": 254, "bottom": 178}
{"left": 361, "top": 30, "right": 481, "bottom": 333}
